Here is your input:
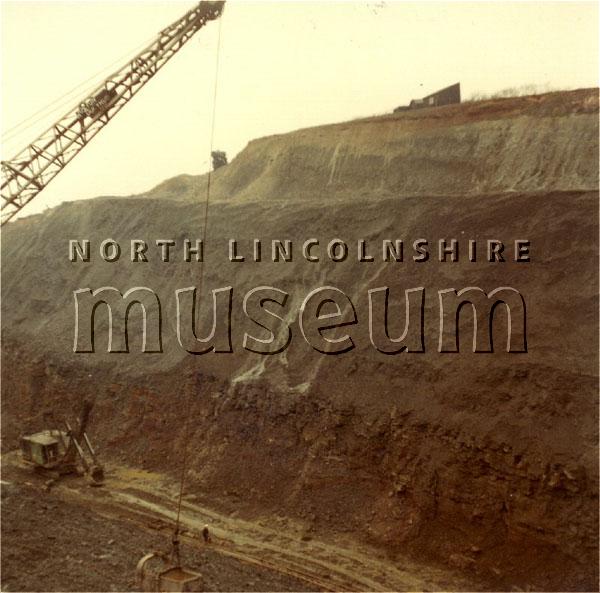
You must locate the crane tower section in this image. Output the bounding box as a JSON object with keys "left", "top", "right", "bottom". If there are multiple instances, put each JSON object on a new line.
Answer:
{"left": 1, "top": 1, "right": 225, "bottom": 226}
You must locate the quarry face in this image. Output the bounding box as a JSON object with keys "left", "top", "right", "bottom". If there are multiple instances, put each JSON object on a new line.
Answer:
{"left": 1, "top": 89, "right": 599, "bottom": 591}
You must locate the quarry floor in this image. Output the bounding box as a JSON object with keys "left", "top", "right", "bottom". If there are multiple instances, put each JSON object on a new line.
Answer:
{"left": 1, "top": 453, "right": 475, "bottom": 592}
{"left": 2, "top": 89, "right": 598, "bottom": 592}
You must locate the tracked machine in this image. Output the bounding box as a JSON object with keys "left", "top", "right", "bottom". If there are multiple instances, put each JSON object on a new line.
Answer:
{"left": 20, "top": 400, "right": 104, "bottom": 485}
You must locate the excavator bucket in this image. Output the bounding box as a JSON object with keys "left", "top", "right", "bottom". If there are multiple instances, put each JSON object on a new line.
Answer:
{"left": 159, "top": 567, "right": 203, "bottom": 592}
{"left": 136, "top": 554, "right": 203, "bottom": 592}
{"left": 89, "top": 464, "right": 105, "bottom": 486}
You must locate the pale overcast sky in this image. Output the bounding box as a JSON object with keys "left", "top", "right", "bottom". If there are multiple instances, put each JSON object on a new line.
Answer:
{"left": 1, "top": 1, "right": 598, "bottom": 218}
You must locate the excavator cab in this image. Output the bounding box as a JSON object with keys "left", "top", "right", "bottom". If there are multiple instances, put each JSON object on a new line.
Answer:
{"left": 20, "top": 431, "right": 64, "bottom": 468}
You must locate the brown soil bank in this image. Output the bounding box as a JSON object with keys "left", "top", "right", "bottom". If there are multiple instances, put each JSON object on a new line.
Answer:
{"left": 2, "top": 89, "right": 599, "bottom": 591}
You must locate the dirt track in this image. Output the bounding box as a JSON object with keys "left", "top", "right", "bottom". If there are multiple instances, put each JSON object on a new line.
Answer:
{"left": 1, "top": 453, "right": 473, "bottom": 592}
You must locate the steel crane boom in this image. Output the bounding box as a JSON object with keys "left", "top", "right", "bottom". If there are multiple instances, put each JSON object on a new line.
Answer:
{"left": 1, "top": 1, "right": 225, "bottom": 226}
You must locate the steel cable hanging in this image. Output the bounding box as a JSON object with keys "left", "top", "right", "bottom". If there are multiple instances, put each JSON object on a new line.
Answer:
{"left": 172, "top": 11, "right": 224, "bottom": 557}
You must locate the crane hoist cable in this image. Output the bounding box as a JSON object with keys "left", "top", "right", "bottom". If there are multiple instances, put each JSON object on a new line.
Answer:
{"left": 171, "top": 11, "right": 224, "bottom": 560}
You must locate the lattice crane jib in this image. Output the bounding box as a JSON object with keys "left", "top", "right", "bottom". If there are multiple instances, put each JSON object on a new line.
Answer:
{"left": 1, "top": 1, "right": 225, "bottom": 226}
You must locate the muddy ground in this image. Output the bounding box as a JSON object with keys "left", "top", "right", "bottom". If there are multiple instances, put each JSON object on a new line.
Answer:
{"left": 0, "top": 470, "right": 313, "bottom": 592}
{"left": 1, "top": 455, "right": 475, "bottom": 592}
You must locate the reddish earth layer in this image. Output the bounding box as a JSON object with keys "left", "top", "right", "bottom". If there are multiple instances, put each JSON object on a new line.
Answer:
{"left": 2, "top": 89, "right": 599, "bottom": 591}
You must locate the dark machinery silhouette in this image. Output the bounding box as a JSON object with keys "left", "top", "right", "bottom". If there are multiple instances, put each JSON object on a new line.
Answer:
{"left": 20, "top": 400, "right": 104, "bottom": 485}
